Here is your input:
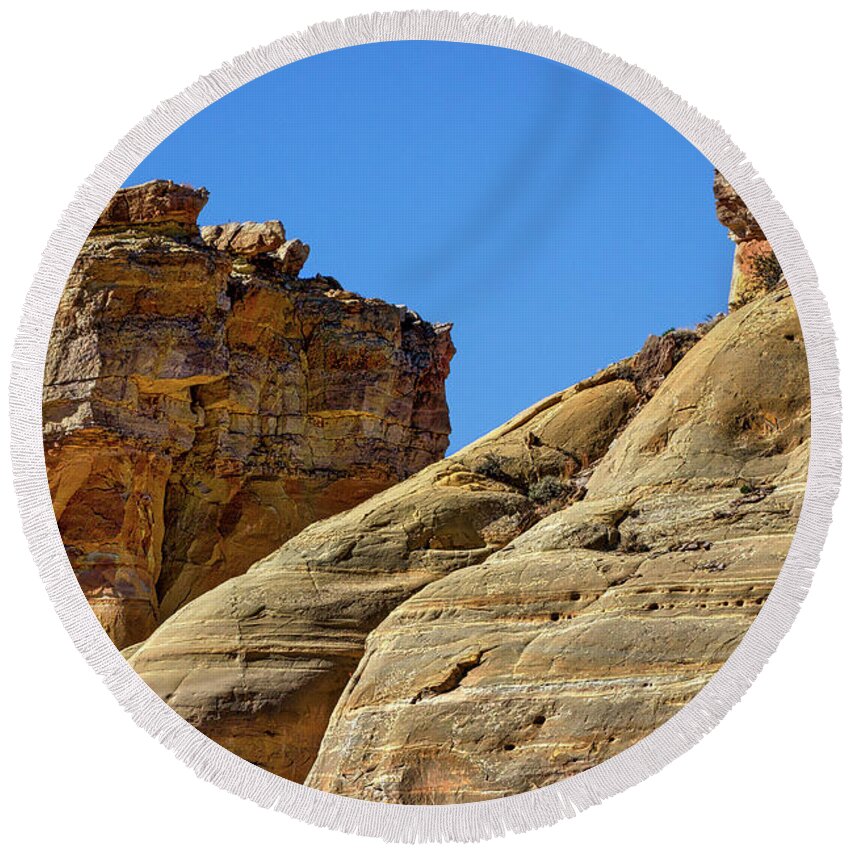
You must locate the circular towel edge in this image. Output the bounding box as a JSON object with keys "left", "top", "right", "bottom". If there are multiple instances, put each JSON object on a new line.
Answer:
{"left": 8, "top": 9, "right": 842, "bottom": 843}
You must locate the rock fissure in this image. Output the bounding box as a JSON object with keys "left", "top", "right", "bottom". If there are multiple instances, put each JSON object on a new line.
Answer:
{"left": 410, "top": 649, "right": 491, "bottom": 704}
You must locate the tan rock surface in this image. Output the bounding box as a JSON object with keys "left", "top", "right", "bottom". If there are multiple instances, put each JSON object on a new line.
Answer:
{"left": 127, "top": 328, "right": 701, "bottom": 780}
{"left": 306, "top": 288, "right": 808, "bottom": 802}
{"left": 96, "top": 180, "right": 210, "bottom": 227}
{"left": 113, "top": 172, "right": 804, "bottom": 802}
{"left": 43, "top": 180, "right": 454, "bottom": 648}
{"left": 200, "top": 221, "right": 287, "bottom": 257}
{"left": 714, "top": 170, "right": 783, "bottom": 310}
{"left": 276, "top": 239, "right": 311, "bottom": 276}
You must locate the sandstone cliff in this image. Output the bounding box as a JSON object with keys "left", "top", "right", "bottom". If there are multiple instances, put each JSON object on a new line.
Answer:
{"left": 124, "top": 174, "right": 807, "bottom": 800}
{"left": 306, "top": 288, "right": 807, "bottom": 801}
{"left": 43, "top": 180, "right": 454, "bottom": 648}
{"left": 125, "top": 327, "right": 706, "bottom": 779}
{"left": 714, "top": 169, "right": 784, "bottom": 310}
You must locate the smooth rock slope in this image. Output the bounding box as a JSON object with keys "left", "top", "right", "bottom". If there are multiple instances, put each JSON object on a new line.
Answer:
{"left": 126, "top": 327, "right": 704, "bottom": 779}
{"left": 306, "top": 286, "right": 808, "bottom": 801}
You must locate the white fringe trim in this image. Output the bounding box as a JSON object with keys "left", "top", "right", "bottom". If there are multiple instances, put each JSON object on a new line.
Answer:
{"left": 8, "top": 10, "right": 841, "bottom": 843}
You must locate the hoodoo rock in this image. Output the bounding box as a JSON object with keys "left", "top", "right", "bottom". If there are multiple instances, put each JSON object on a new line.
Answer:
{"left": 43, "top": 180, "right": 454, "bottom": 648}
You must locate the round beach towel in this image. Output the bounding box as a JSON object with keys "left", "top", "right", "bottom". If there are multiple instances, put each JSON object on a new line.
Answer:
{"left": 10, "top": 11, "right": 840, "bottom": 842}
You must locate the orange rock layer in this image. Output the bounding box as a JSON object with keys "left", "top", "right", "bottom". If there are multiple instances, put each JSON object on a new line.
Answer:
{"left": 43, "top": 180, "right": 454, "bottom": 648}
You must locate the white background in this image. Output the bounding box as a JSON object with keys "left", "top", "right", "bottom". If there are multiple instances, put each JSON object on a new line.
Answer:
{"left": 1, "top": 2, "right": 846, "bottom": 847}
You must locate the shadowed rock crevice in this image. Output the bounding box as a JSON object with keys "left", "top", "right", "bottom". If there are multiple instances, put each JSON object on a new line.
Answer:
{"left": 410, "top": 649, "right": 490, "bottom": 704}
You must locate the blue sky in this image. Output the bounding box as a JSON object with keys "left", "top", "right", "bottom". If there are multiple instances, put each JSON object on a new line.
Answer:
{"left": 126, "top": 41, "right": 732, "bottom": 452}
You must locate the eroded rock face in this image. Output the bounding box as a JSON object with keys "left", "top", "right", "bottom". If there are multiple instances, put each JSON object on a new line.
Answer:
{"left": 43, "top": 180, "right": 454, "bottom": 648}
{"left": 714, "top": 170, "right": 783, "bottom": 310}
{"left": 121, "top": 172, "right": 805, "bottom": 801}
{"left": 127, "top": 328, "right": 702, "bottom": 781}
{"left": 96, "top": 179, "right": 210, "bottom": 227}
{"left": 306, "top": 287, "right": 808, "bottom": 802}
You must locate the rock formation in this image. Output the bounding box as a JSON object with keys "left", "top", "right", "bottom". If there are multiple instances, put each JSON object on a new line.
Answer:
{"left": 123, "top": 173, "right": 807, "bottom": 800}
{"left": 306, "top": 288, "right": 807, "bottom": 801}
{"left": 714, "top": 170, "right": 784, "bottom": 310}
{"left": 125, "top": 326, "right": 706, "bottom": 779}
{"left": 43, "top": 180, "right": 454, "bottom": 648}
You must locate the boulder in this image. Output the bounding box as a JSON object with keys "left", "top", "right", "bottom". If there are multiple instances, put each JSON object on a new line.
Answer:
{"left": 201, "top": 220, "right": 287, "bottom": 257}
{"left": 95, "top": 179, "right": 209, "bottom": 227}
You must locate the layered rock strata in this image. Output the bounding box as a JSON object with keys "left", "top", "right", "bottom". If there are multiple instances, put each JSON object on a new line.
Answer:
{"left": 306, "top": 287, "right": 808, "bottom": 801}
{"left": 124, "top": 173, "right": 808, "bottom": 800}
{"left": 43, "top": 180, "right": 454, "bottom": 648}
{"left": 126, "top": 327, "right": 704, "bottom": 780}
{"left": 301, "top": 175, "right": 807, "bottom": 801}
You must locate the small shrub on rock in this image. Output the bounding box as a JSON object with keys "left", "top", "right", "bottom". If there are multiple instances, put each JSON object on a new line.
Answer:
{"left": 528, "top": 475, "right": 566, "bottom": 504}
{"left": 472, "top": 453, "right": 519, "bottom": 487}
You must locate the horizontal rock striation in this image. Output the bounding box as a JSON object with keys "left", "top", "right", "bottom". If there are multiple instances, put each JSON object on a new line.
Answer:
{"left": 124, "top": 172, "right": 806, "bottom": 800}
{"left": 306, "top": 287, "right": 808, "bottom": 801}
{"left": 43, "top": 180, "right": 454, "bottom": 648}
{"left": 126, "top": 323, "right": 705, "bottom": 780}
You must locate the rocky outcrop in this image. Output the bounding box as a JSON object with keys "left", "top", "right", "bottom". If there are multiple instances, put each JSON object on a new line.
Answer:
{"left": 306, "top": 288, "right": 808, "bottom": 802}
{"left": 43, "top": 180, "right": 454, "bottom": 648}
{"left": 714, "top": 170, "right": 783, "bottom": 310}
{"left": 126, "top": 327, "right": 704, "bottom": 780}
{"left": 123, "top": 173, "right": 806, "bottom": 801}
{"left": 96, "top": 179, "right": 210, "bottom": 227}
